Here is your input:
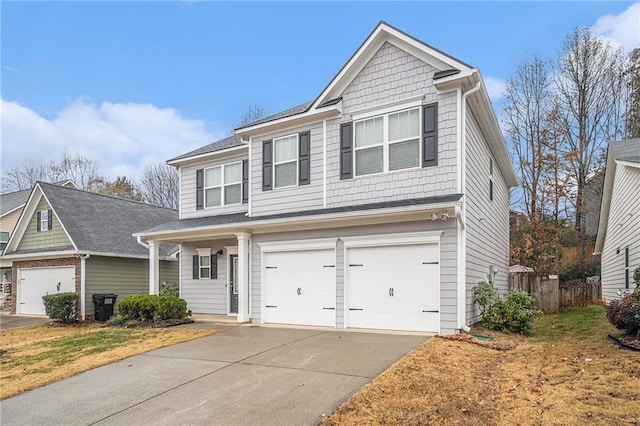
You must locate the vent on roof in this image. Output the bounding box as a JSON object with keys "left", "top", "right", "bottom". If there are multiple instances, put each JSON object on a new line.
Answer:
{"left": 433, "top": 69, "right": 461, "bottom": 80}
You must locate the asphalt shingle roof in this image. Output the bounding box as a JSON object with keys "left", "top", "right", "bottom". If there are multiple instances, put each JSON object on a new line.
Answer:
{"left": 610, "top": 138, "right": 640, "bottom": 163}
{"left": 138, "top": 194, "right": 463, "bottom": 235}
{"left": 234, "top": 101, "right": 314, "bottom": 130}
{"left": 168, "top": 135, "right": 245, "bottom": 163}
{"left": 0, "top": 188, "right": 31, "bottom": 216}
{"left": 38, "top": 182, "right": 179, "bottom": 257}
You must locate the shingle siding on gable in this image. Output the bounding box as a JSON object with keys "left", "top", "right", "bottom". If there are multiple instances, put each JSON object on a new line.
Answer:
{"left": 601, "top": 165, "right": 640, "bottom": 301}
{"left": 250, "top": 122, "right": 324, "bottom": 216}
{"left": 16, "top": 197, "right": 72, "bottom": 251}
{"left": 326, "top": 41, "right": 458, "bottom": 208}
{"left": 464, "top": 106, "right": 509, "bottom": 324}
{"left": 180, "top": 152, "right": 249, "bottom": 219}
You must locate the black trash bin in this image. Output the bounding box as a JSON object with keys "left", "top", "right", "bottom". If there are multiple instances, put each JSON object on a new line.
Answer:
{"left": 93, "top": 293, "right": 118, "bottom": 321}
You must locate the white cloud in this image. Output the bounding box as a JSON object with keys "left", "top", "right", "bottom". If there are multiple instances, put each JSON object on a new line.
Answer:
{"left": 592, "top": 3, "right": 640, "bottom": 51}
{"left": 1, "top": 98, "right": 226, "bottom": 182}
{"left": 484, "top": 76, "right": 507, "bottom": 101}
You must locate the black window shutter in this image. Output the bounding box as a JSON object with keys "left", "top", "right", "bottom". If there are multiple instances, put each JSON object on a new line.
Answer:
{"left": 47, "top": 209, "right": 52, "bottom": 230}
{"left": 422, "top": 103, "right": 438, "bottom": 167}
{"left": 192, "top": 255, "right": 199, "bottom": 280}
{"left": 298, "top": 131, "right": 310, "bottom": 185}
{"left": 489, "top": 180, "right": 494, "bottom": 201}
{"left": 196, "top": 169, "right": 204, "bottom": 210}
{"left": 211, "top": 254, "right": 218, "bottom": 279}
{"left": 262, "top": 140, "right": 273, "bottom": 191}
{"left": 242, "top": 160, "right": 249, "bottom": 204}
{"left": 340, "top": 122, "right": 353, "bottom": 180}
{"left": 37, "top": 211, "right": 41, "bottom": 232}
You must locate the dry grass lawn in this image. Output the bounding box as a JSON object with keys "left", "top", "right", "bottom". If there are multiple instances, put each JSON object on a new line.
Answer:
{"left": 325, "top": 305, "right": 640, "bottom": 425}
{"left": 0, "top": 322, "right": 217, "bottom": 400}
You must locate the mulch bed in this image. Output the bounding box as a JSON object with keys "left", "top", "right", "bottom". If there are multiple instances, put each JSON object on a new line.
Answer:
{"left": 608, "top": 333, "right": 640, "bottom": 351}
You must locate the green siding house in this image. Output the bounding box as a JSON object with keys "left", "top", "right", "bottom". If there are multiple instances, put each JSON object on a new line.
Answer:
{"left": 3, "top": 182, "right": 179, "bottom": 318}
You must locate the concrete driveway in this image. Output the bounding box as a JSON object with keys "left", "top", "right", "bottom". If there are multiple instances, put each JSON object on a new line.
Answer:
{"left": 0, "top": 325, "right": 427, "bottom": 425}
{"left": 0, "top": 313, "right": 48, "bottom": 330}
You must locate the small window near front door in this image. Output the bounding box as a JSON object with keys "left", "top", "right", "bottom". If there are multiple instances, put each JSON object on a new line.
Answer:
{"left": 230, "top": 255, "right": 238, "bottom": 314}
{"left": 199, "top": 255, "right": 211, "bottom": 279}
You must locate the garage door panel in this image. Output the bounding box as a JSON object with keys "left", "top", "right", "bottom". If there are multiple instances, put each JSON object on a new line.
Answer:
{"left": 18, "top": 267, "right": 76, "bottom": 316}
{"left": 346, "top": 243, "right": 440, "bottom": 332}
{"left": 263, "top": 249, "right": 336, "bottom": 327}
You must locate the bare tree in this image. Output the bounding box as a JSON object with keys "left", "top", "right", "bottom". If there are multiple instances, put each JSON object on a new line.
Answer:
{"left": 552, "top": 28, "right": 627, "bottom": 264}
{"left": 625, "top": 48, "right": 640, "bottom": 138}
{"left": 236, "top": 104, "right": 268, "bottom": 127}
{"left": 139, "top": 163, "right": 179, "bottom": 209}
{"left": 1, "top": 153, "right": 101, "bottom": 193}
{"left": 503, "top": 55, "right": 554, "bottom": 222}
{"left": 86, "top": 176, "right": 143, "bottom": 201}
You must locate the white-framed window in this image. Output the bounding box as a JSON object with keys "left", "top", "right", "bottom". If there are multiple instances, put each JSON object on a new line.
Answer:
{"left": 0, "top": 231, "right": 9, "bottom": 252}
{"left": 199, "top": 255, "right": 211, "bottom": 279}
{"left": 204, "top": 162, "right": 242, "bottom": 208}
{"left": 354, "top": 107, "right": 420, "bottom": 177}
{"left": 273, "top": 134, "right": 298, "bottom": 188}
{"left": 40, "top": 210, "right": 50, "bottom": 231}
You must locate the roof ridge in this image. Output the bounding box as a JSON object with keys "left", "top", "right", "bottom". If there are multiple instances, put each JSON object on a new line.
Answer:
{"left": 37, "top": 181, "right": 178, "bottom": 212}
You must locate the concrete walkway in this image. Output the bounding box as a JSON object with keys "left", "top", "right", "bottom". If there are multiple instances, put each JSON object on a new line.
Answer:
{"left": 0, "top": 325, "right": 427, "bottom": 425}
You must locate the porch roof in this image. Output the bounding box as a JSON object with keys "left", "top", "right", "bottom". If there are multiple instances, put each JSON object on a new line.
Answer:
{"left": 135, "top": 194, "right": 463, "bottom": 238}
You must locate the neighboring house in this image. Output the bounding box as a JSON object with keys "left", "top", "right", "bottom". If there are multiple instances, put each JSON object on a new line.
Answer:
{"left": 0, "top": 180, "right": 78, "bottom": 301}
{"left": 2, "top": 182, "right": 179, "bottom": 318}
{"left": 594, "top": 138, "right": 640, "bottom": 301}
{"left": 135, "top": 22, "right": 518, "bottom": 335}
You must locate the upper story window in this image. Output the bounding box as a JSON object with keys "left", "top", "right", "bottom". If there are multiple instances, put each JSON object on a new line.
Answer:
{"left": 354, "top": 107, "right": 420, "bottom": 177}
{"left": 273, "top": 134, "right": 298, "bottom": 188}
{"left": 204, "top": 162, "right": 242, "bottom": 208}
{"left": 0, "top": 231, "right": 9, "bottom": 252}
{"left": 37, "top": 209, "right": 52, "bottom": 232}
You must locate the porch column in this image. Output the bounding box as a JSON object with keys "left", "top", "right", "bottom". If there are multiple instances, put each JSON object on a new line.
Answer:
{"left": 235, "top": 232, "right": 250, "bottom": 322}
{"left": 149, "top": 240, "right": 160, "bottom": 295}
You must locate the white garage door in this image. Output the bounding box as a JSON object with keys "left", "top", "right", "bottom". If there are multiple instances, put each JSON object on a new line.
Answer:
{"left": 346, "top": 243, "right": 440, "bottom": 332}
{"left": 263, "top": 249, "right": 336, "bottom": 327}
{"left": 18, "top": 267, "right": 76, "bottom": 316}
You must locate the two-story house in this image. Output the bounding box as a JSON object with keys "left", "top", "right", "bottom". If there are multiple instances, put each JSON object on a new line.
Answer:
{"left": 135, "top": 22, "right": 518, "bottom": 335}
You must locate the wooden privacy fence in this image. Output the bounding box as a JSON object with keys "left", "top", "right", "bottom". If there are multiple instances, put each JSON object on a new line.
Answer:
{"left": 508, "top": 271, "right": 602, "bottom": 313}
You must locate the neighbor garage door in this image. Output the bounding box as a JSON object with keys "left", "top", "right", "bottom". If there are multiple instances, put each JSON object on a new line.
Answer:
{"left": 345, "top": 241, "right": 440, "bottom": 332}
{"left": 263, "top": 248, "right": 336, "bottom": 327}
{"left": 18, "top": 266, "right": 76, "bottom": 315}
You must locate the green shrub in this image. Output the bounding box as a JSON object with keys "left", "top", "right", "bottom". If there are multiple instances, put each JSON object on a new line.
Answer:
{"left": 117, "top": 294, "right": 189, "bottom": 321}
{"left": 477, "top": 289, "right": 542, "bottom": 335}
{"left": 160, "top": 283, "right": 179, "bottom": 298}
{"left": 42, "top": 292, "right": 78, "bottom": 324}
{"left": 634, "top": 265, "right": 640, "bottom": 287}
{"left": 473, "top": 279, "right": 499, "bottom": 316}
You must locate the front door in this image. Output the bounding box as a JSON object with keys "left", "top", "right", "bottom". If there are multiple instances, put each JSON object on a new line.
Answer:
{"left": 230, "top": 255, "right": 238, "bottom": 314}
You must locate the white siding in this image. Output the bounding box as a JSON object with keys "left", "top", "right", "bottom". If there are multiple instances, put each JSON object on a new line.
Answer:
{"left": 326, "top": 41, "right": 459, "bottom": 208}
{"left": 601, "top": 164, "right": 640, "bottom": 301}
{"left": 250, "top": 122, "right": 324, "bottom": 216}
{"left": 179, "top": 151, "right": 248, "bottom": 219}
{"left": 180, "top": 239, "right": 237, "bottom": 314}
{"left": 464, "top": 106, "right": 510, "bottom": 324}
{"left": 250, "top": 220, "right": 459, "bottom": 335}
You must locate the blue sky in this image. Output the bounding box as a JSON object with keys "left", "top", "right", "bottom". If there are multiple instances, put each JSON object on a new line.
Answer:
{"left": 2, "top": 1, "right": 638, "bottom": 182}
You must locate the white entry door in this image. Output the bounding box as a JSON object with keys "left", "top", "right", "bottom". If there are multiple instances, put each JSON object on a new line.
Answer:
{"left": 346, "top": 243, "right": 440, "bottom": 332}
{"left": 263, "top": 249, "right": 336, "bottom": 327}
{"left": 18, "top": 266, "right": 76, "bottom": 316}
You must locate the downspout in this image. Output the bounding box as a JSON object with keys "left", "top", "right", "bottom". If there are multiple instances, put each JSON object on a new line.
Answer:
{"left": 79, "top": 254, "right": 90, "bottom": 320}
{"left": 458, "top": 79, "right": 482, "bottom": 333}
{"left": 136, "top": 235, "right": 149, "bottom": 249}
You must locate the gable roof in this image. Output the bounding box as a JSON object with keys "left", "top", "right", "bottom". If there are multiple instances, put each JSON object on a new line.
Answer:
{"left": 594, "top": 138, "right": 640, "bottom": 254}
{"left": 1, "top": 180, "right": 77, "bottom": 217}
{"left": 4, "top": 182, "right": 179, "bottom": 258}
{"left": 167, "top": 135, "right": 245, "bottom": 165}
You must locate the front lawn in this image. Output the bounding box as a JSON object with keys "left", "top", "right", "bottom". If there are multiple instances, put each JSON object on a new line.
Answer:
{"left": 324, "top": 305, "right": 640, "bottom": 425}
{"left": 0, "top": 322, "right": 216, "bottom": 399}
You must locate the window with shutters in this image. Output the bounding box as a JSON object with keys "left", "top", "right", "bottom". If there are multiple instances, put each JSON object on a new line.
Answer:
{"left": 199, "top": 255, "right": 211, "bottom": 279}
{"left": 204, "top": 162, "right": 242, "bottom": 208}
{"left": 273, "top": 134, "right": 298, "bottom": 188}
{"left": 40, "top": 210, "right": 50, "bottom": 231}
{"left": 354, "top": 107, "right": 421, "bottom": 177}
{"left": 625, "top": 247, "right": 630, "bottom": 289}
{"left": 489, "top": 157, "right": 494, "bottom": 202}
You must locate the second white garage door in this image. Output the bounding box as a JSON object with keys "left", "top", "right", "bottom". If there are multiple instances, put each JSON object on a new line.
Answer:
{"left": 345, "top": 243, "right": 440, "bottom": 332}
{"left": 263, "top": 248, "right": 336, "bottom": 327}
{"left": 18, "top": 266, "right": 76, "bottom": 316}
